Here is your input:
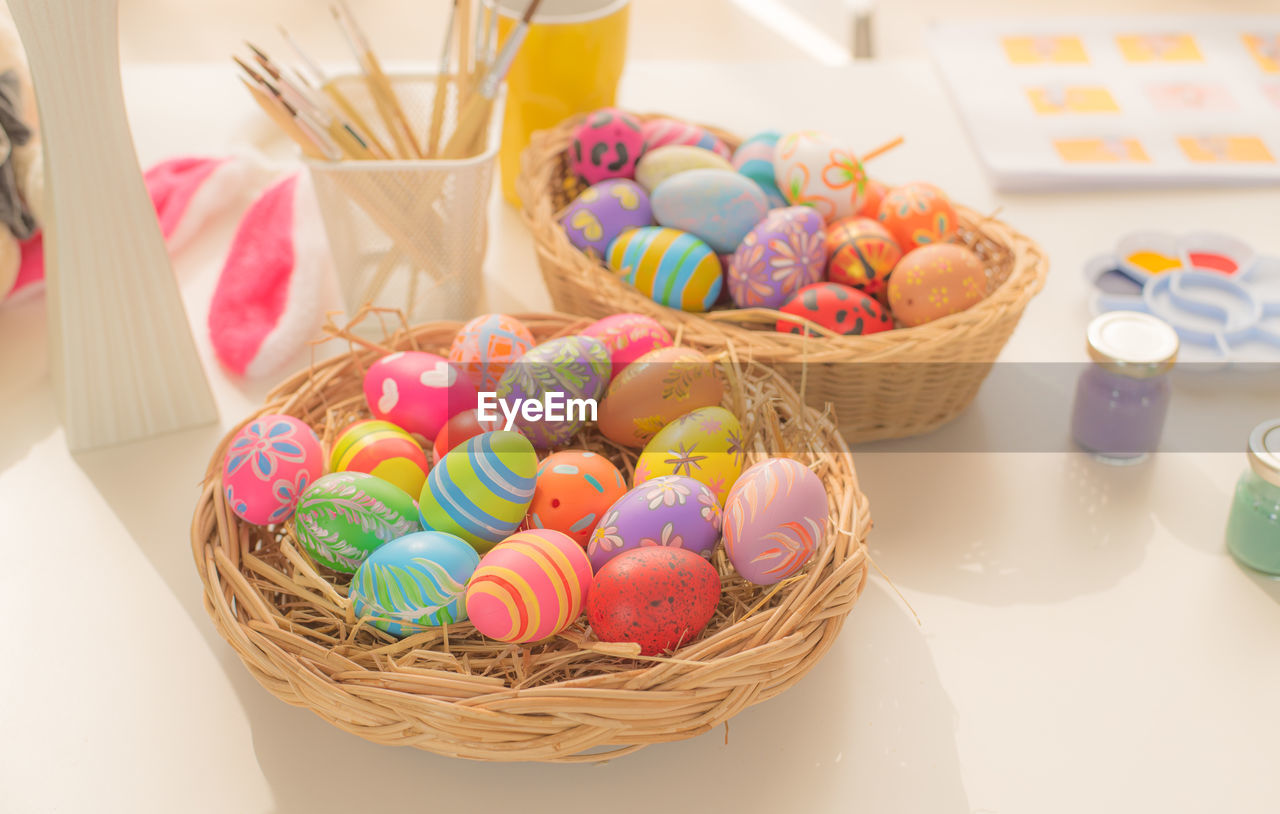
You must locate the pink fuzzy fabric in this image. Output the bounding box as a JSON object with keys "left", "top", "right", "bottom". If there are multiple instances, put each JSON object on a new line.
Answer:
{"left": 146, "top": 157, "right": 226, "bottom": 241}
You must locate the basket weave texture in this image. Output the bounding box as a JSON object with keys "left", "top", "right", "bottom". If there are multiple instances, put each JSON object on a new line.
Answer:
{"left": 518, "top": 114, "right": 1049, "bottom": 442}
{"left": 192, "top": 314, "right": 870, "bottom": 762}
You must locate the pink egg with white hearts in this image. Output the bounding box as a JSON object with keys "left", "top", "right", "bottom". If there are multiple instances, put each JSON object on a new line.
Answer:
{"left": 580, "top": 313, "right": 673, "bottom": 378}
{"left": 363, "top": 351, "right": 478, "bottom": 443}
{"left": 222, "top": 414, "right": 324, "bottom": 526}
{"left": 571, "top": 107, "right": 645, "bottom": 185}
{"left": 641, "top": 117, "right": 732, "bottom": 159}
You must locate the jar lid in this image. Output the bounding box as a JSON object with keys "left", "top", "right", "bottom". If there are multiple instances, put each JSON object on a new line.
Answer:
{"left": 1248, "top": 418, "right": 1280, "bottom": 488}
{"left": 1086, "top": 311, "right": 1179, "bottom": 377}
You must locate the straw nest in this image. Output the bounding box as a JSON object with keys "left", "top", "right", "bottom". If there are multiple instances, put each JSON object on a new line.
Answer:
{"left": 191, "top": 312, "right": 870, "bottom": 762}
{"left": 517, "top": 113, "right": 1049, "bottom": 443}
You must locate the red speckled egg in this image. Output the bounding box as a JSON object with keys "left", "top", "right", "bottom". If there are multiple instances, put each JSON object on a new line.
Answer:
{"left": 776, "top": 282, "right": 894, "bottom": 336}
{"left": 528, "top": 450, "right": 627, "bottom": 546}
{"left": 877, "top": 182, "right": 959, "bottom": 251}
{"left": 587, "top": 546, "right": 721, "bottom": 656}
{"left": 432, "top": 408, "right": 506, "bottom": 462}
{"left": 825, "top": 216, "right": 902, "bottom": 296}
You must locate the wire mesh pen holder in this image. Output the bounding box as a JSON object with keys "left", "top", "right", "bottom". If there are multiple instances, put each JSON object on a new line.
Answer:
{"left": 307, "top": 73, "right": 505, "bottom": 329}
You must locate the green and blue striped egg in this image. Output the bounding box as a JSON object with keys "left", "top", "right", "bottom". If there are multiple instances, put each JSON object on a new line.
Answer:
{"left": 350, "top": 530, "right": 480, "bottom": 637}
{"left": 606, "top": 226, "right": 723, "bottom": 312}
{"left": 732, "top": 130, "right": 788, "bottom": 209}
{"left": 418, "top": 430, "right": 538, "bottom": 554}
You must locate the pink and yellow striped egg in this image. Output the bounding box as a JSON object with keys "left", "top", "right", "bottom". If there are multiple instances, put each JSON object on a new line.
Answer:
{"left": 466, "top": 529, "right": 594, "bottom": 644}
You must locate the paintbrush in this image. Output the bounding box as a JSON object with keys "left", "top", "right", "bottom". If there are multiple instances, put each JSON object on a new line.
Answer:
{"left": 238, "top": 76, "right": 336, "bottom": 160}
{"left": 332, "top": 1, "right": 422, "bottom": 158}
{"left": 425, "top": 0, "right": 459, "bottom": 157}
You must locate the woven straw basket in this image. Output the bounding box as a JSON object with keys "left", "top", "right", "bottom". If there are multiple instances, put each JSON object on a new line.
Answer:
{"left": 518, "top": 114, "right": 1049, "bottom": 443}
{"left": 191, "top": 313, "right": 870, "bottom": 762}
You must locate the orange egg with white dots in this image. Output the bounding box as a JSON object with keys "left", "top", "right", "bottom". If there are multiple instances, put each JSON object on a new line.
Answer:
{"left": 886, "top": 244, "right": 989, "bottom": 327}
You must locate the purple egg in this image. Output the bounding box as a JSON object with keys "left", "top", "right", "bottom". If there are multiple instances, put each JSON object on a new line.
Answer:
{"left": 586, "top": 475, "right": 722, "bottom": 572}
{"left": 723, "top": 458, "right": 828, "bottom": 585}
{"left": 559, "top": 179, "right": 653, "bottom": 261}
{"left": 494, "top": 336, "right": 611, "bottom": 449}
{"left": 728, "top": 206, "right": 826, "bottom": 309}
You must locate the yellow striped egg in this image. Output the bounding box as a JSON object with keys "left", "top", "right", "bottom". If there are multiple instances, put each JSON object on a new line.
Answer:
{"left": 329, "top": 419, "right": 431, "bottom": 497}
{"left": 606, "top": 226, "right": 723, "bottom": 312}
{"left": 465, "top": 529, "right": 594, "bottom": 643}
{"left": 418, "top": 430, "right": 538, "bottom": 554}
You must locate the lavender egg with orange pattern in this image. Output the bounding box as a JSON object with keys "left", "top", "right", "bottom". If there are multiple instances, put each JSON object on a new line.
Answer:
{"left": 723, "top": 457, "right": 828, "bottom": 585}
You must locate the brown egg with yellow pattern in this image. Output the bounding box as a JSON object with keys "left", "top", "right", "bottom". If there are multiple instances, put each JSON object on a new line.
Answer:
{"left": 886, "top": 244, "right": 989, "bottom": 327}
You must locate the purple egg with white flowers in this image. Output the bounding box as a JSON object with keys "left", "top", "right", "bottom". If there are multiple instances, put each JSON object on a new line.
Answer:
{"left": 586, "top": 475, "right": 722, "bottom": 572}
{"left": 723, "top": 458, "right": 828, "bottom": 585}
{"left": 494, "top": 335, "right": 611, "bottom": 449}
{"left": 728, "top": 206, "right": 827, "bottom": 309}
{"left": 558, "top": 179, "right": 652, "bottom": 261}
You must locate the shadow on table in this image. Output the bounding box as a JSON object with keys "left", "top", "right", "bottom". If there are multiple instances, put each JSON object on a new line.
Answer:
{"left": 224, "top": 580, "right": 969, "bottom": 814}
{"left": 0, "top": 297, "right": 58, "bottom": 470}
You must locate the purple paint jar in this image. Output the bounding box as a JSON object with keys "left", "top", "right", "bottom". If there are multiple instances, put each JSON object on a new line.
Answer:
{"left": 1070, "top": 311, "right": 1179, "bottom": 464}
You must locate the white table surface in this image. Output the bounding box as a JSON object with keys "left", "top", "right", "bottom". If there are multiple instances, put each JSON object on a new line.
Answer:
{"left": 4, "top": 60, "right": 1280, "bottom": 814}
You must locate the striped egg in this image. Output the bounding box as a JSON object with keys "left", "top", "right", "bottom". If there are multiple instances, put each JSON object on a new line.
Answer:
{"left": 448, "top": 313, "right": 535, "bottom": 392}
{"left": 329, "top": 419, "right": 430, "bottom": 498}
{"left": 641, "top": 117, "right": 731, "bottom": 159}
{"left": 606, "top": 227, "right": 723, "bottom": 312}
{"left": 466, "top": 529, "right": 594, "bottom": 644}
{"left": 418, "top": 430, "right": 538, "bottom": 554}
{"left": 731, "top": 130, "right": 788, "bottom": 209}
{"left": 351, "top": 530, "right": 480, "bottom": 637}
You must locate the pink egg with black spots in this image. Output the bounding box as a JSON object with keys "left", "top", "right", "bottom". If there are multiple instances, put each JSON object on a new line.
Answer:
{"left": 776, "top": 282, "right": 894, "bottom": 336}
{"left": 587, "top": 546, "right": 722, "bottom": 656}
{"left": 570, "top": 108, "right": 645, "bottom": 185}
{"left": 363, "top": 351, "right": 478, "bottom": 444}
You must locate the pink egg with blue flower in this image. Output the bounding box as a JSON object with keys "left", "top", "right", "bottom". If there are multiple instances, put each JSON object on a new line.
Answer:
{"left": 571, "top": 108, "right": 645, "bottom": 185}
{"left": 222, "top": 414, "right": 324, "bottom": 526}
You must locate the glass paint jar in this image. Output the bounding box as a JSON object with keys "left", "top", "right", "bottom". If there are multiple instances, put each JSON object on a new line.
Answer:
{"left": 1070, "top": 312, "right": 1179, "bottom": 464}
{"left": 1225, "top": 418, "right": 1280, "bottom": 575}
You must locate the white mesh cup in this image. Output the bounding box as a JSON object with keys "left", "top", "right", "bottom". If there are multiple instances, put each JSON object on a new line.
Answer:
{"left": 306, "top": 73, "right": 505, "bottom": 329}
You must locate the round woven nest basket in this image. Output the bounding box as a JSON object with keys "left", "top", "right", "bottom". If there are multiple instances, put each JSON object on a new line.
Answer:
{"left": 191, "top": 313, "right": 870, "bottom": 762}
{"left": 518, "top": 113, "right": 1050, "bottom": 443}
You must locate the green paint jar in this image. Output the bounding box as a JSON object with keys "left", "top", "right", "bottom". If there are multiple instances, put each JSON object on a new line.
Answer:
{"left": 1225, "top": 418, "right": 1280, "bottom": 575}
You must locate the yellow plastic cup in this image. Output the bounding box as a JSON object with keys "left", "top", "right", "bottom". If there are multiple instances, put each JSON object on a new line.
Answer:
{"left": 483, "top": 0, "right": 631, "bottom": 205}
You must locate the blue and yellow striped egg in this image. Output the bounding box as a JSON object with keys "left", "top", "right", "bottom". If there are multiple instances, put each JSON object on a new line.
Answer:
{"left": 350, "top": 530, "right": 480, "bottom": 637}
{"left": 418, "top": 430, "right": 538, "bottom": 554}
{"left": 465, "top": 529, "right": 594, "bottom": 644}
{"left": 606, "top": 226, "right": 723, "bottom": 312}
{"left": 329, "top": 419, "right": 431, "bottom": 498}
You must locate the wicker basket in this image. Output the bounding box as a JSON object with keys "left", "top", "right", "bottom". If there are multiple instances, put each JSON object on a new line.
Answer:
{"left": 191, "top": 313, "right": 870, "bottom": 762}
{"left": 517, "top": 114, "right": 1049, "bottom": 443}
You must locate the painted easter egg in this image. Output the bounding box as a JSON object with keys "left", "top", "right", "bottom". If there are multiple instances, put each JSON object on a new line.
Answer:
{"left": 727, "top": 206, "right": 826, "bottom": 309}
{"left": 494, "top": 335, "right": 611, "bottom": 448}
{"left": 448, "top": 313, "right": 535, "bottom": 392}
{"left": 877, "top": 182, "right": 959, "bottom": 251}
{"left": 329, "top": 419, "right": 430, "bottom": 498}
{"left": 634, "top": 406, "right": 745, "bottom": 506}
{"left": 825, "top": 217, "right": 902, "bottom": 296}
{"left": 635, "top": 145, "right": 733, "bottom": 192}
{"left": 558, "top": 179, "right": 653, "bottom": 261}
{"left": 598, "top": 346, "right": 724, "bottom": 448}
{"left": 651, "top": 169, "right": 768, "bottom": 254}
{"left": 887, "top": 244, "right": 989, "bottom": 327}
{"left": 418, "top": 430, "right": 537, "bottom": 553}
{"left": 350, "top": 530, "right": 479, "bottom": 636}
{"left": 432, "top": 408, "right": 506, "bottom": 461}
{"left": 528, "top": 450, "right": 627, "bottom": 546}
{"left": 606, "top": 227, "right": 723, "bottom": 312}
{"left": 857, "top": 178, "right": 888, "bottom": 218}
{"left": 570, "top": 107, "right": 644, "bottom": 185}
{"left": 774, "top": 130, "right": 867, "bottom": 221}
{"left": 223, "top": 414, "right": 324, "bottom": 526}
{"left": 364, "top": 351, "right": 478, "bottom": 443}
{"left": 293, "top": 472, "right": 420, "bottom": 573}
{"left": 587, "top": 546, "right": 721, "bottom": 656}
{"left": 580, "top": 313, "right": 673, "bottom": 377}
{"left": 586, "top": 475, "right": 722, "bottom": 572}
{"left": 776, "top": 282, "right": 893, "bottom": 336}
{"left": 466, "top": 529, "right": 593, "bottom": 644}
{"left": 723, "top": 458, "right": 828, "bottom": 585}
{"left": 640, "top": 117, "right": 731, "bottom": 159}
{"left": 731, "top": 130, "right": 788, "bottom": 209}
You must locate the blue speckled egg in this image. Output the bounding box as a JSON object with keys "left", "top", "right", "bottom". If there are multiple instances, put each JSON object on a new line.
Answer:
{"left": 351, "top": 530, "right": 480, "bottom": 636}
{"left": 558, "top": 179, "right": 652, "bottom": 261}
{"left": 651, "top": 169, "right": 768, "bottom": 253}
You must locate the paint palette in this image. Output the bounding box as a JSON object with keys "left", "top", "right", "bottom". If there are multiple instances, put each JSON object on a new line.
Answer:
{"left": 1087, "top": 230, "right": 1280, "bottom": 362}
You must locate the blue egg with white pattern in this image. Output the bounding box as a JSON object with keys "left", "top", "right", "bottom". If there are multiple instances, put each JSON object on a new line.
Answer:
{"left": 651, "top": 169, "right": 768, "bottom": 254}
{"left": 351, "top": 530, "right": 480, "bottom": 637}
{"left": 732, "top": 130, "right": 789, "bottom": 210}
{"left": 528, "top": 450, "right": 628, "bottom": 548}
